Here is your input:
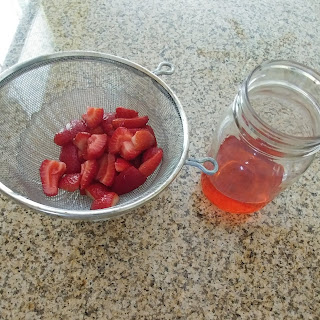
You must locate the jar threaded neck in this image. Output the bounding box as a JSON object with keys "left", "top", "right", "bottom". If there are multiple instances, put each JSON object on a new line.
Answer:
{"left": 234, "top": 60, "right": 320, "bottom": 158}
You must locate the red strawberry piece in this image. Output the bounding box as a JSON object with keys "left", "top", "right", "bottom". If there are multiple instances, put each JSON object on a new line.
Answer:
{"left": 115, "top": 157, "right": 132, "bottom": 172}
{"left": 73, "top": 132, "right": 91, "bottom": 151}
{"left": 82, "top": 107, "right": 104, "bottom": 129}
{"left": 80, "top": 159, "right": 99, "bottom": 190}
{"left": 112, "top": 166, "right": 147, "bottom": 195}
{"left": 120, "top": 141, "right": 141, "bottom": 160}
{"left": 145, "top": 125, "right": 156, "bottom": 136}
{"left": 108, "top": 127, "right": 133, "bottom": 154}
{"left": 77, "top": 150, "right": 86, "bottom": 163}
{"left": 58, "top": 173, "right": 81, "bottom": 192}
{"left": 96, "top": 153, "right": 116, "bottom": 187}
{"left": 128, "top": 125, "right": 156, "bottom": 139}
{"left": 142, "top": 146, "right": 162, "bottom": 163}
{"left": 105, "top": 128, "right": 114, "bottom": 137}
{"left": 145, "top": 125, "right": 157, "bottom": 146}
{"left": 131, "top": 154, "right": 142, "bottom": 168}
{"left": 139, "top": 148, "right": 163, "bottom": 177}
{"left": 101, "top": 112, "right": 116, "bottom": 136}
{"left": 73, "top": 131, "right": 91, "bottom": 161}
{"left": 112, "top": 116, "right": 149, "bottom": 129}
{"left": 131, "top": 125, "right": 157, "bottom": 147}
{"left": 128, "top": 128, "right": 141, "bottom": 135}
{"left": 59, "top": 142, "right": 82, "bottom": 173}
{"left": 115, "top": 107, "right": 139, "bottom": 118}
{"left": 85, "top": 182, "right": 110, "bottom": 200}
{"left": 131, "top": 129, "right": 156, "bottom": 151}
{"left": 85, "top": 134, "right": 108, "bottom": 160}
{"left": 89, "top": 125, "right": 105, "bottom": 134}
{"left": 54, "top": 119, "right": 88, "bottom": 146}
{"left": 90, "top": 192, "right": 120, "bottom": 210}
{"left": 39, "top": 160, "right": 66, "bottom": 196}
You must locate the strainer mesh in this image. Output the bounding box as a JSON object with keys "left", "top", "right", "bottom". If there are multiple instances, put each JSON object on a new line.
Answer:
{"left": 0, "top": 55, "right": 185, "bottom": 213}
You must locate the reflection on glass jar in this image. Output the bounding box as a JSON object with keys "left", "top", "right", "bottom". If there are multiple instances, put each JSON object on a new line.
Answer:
{"left": 202, "top": 60, "right": 320, "bottom": 213}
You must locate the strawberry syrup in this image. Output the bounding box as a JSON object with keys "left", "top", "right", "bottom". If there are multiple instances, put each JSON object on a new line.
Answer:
{"left": 201, "top": 136, "right": 284, "bottom": 213}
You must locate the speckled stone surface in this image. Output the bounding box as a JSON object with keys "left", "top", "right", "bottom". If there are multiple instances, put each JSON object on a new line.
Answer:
{"left": 1, "top": 0, "right": 320, "bottom": 319}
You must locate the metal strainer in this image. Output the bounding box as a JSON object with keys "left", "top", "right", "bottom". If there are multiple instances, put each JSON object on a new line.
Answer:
{"left": 0, "top": 51, "right": 217, "bottom": 220}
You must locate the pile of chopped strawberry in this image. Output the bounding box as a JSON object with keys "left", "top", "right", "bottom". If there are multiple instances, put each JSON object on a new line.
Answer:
{"left": 39, "top": 107, "right": 163, "bottom": 210}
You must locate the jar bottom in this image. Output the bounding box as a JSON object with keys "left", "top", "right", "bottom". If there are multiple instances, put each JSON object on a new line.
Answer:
{"left": 201, "top": 173, "right": 268, "bottom": 214}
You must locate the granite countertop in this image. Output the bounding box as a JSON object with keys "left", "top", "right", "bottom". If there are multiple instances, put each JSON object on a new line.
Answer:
{"left": 1, "top": 0, "right": 320, "bottom": 319}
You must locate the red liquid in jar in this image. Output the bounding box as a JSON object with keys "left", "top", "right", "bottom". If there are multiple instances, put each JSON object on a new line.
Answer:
{"left": 201, "top": 136, "right": 284, "bottom": 213}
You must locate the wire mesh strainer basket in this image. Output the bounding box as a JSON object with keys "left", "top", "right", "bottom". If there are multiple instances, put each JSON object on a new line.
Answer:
{"left": 0, "top": 51, "right": 217, "bottom": 220}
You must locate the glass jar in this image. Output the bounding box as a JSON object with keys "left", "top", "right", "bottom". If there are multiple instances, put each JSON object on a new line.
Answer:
{"left": 202, "top": 60, "right": 320, "bottom": 213}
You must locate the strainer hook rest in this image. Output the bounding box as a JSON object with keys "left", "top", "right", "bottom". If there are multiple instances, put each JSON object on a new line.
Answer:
{"left": 185, "top": 157, "right": 218, "bottom": 175}
{"left": 153, "top": 62, "right": 175, "bottom": 76}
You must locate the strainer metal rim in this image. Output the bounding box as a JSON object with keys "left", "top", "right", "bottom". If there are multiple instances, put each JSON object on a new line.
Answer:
{"left": 0, "top": 50, "right": 189, "bottom": 220}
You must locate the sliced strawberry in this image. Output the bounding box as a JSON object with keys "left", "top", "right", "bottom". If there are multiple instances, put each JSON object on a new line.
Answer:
{"left": 139, "top": 148, "right": 163, "bottom": 177}
{"left": 73, "top": 132, "right": 91, "bottom": 161}
{"left": 73, "top": 132, "right": 91, "bottom": 151}
{"left": 115, "top": 157, "right": 132, "bottom": 172}
{"left": 82, "top": 107, "right": 104, "bottom": 129}
{"left": 108, "top": 127, "right": 133, "bottom": 154}
{"left": 115, "top": 107, "right": 139, "bottom": 118}
{"left": 59, "top": 142, "right": 82, "bottom": 173}
{"left": 90, "top": 192, "right": 120, "bottom": 210}
{"left": 80, "top": 159, "right": 99, "bottom": 190}
{"left": 54, "top": 119, "right": 88, "bottom": 146}
{"left": 131, "top": 129, "right": 156, "bottom": 151}
{"left": 101, "top": 112, "right": 116, "bottom": 136}
{"left": 89, "top": 125, "right": 105, "bottom": 134}
{"left": 145, "top": 125, "right": 156, "bottom": 137}
{"left": 58, "top": 173, "right": 81, "bottom": 192}
{"left": 112, "top": 116, "right": 149, "bottom": 129}
{"left": 96, "top": 153, "right": 116, "bottom": 187}
{"left": 131, "top": 154, "right": 142, "bottom": 168}
{"left": 85, "top": 134, "right": 108, "bottom": 160}
{"left": 128, "top": 128, "right": 141, "bottom": 135}
{"left": 128, "top": 125, "right": 156, "bottom": 139}
{"left": 145, "top": 125, "right": 157, "bottom": 146}
{"left": 77, "top": 150, "right": 85, "bottom": 163}
{"left": 142, "top": 146, "right": 162, "bottom": 163}
{"left": 85, "top": 182, "right": 110, "bottom": 200}
{"left": 120, "top": 141, "right": 141, "bottom": 160}
{"left": 39, "top": 160, "right": 66, "bottom": 196}
{"left": 112, "top": 166, "right": 147, "bottom": 195}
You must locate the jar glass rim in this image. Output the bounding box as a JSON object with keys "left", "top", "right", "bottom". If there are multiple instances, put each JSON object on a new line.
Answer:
{"left": 242, "top": 60, "right": 320, "bottom": 151}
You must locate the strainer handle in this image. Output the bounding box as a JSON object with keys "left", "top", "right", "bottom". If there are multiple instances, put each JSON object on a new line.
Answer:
{"left": 185, "top": 157, "right": 218, "bottom": 175}
{"left": 153, "top": 62, "right": 175, "bottom": 76}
